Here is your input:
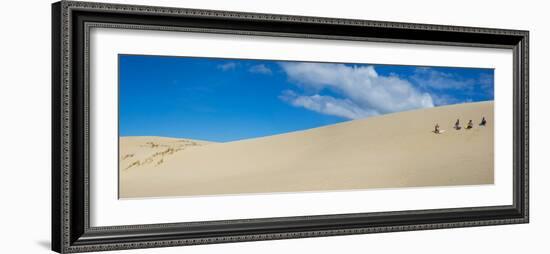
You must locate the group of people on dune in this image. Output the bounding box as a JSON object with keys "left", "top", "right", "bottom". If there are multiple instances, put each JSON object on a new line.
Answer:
{"left": 434, "top": 117, "right": 486, "bottom": 134}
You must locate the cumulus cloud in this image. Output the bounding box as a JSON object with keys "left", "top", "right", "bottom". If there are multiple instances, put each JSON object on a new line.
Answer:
{"left": 279, "top": 62, "right": 434, "bottom": 119}
{"left": 280, "top": 91, "right": 378, "bottom": 119}
{"left": 217, "top": 62, "right": 237, "bottom": 71}
{"left": 249, "top": 64, "right": 272, "bottom": 75}
{"left": 410, "top": 67, "right": 494, "bottom": 105}
{"left": 411, "top": 67, "right": 475, "bottom": 90}
{"left": 430, "top": 94, "right": 462, "bottom": 106}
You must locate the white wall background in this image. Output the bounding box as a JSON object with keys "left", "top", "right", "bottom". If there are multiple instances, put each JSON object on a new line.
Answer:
{"left": 0, "top": 0, "right": 547, "bottom": 253}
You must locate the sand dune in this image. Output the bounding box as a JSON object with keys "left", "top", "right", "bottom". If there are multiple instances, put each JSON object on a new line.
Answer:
{"left": 119, "top": 136, "right": 214, "bottom": 171}
{"left": 120, "top": 101, "right": 494, "bottom": 198}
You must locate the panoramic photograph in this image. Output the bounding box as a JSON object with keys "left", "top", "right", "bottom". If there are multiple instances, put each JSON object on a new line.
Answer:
{"left": 118, "top": 55, "right": 494, "bottom": 198}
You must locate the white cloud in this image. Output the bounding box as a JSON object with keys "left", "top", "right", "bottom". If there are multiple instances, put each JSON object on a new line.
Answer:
{"left": 249, "top": 64, "right": 272, "bottom": 75}
{"left": 217, "top": 62, "right": 237, "bottom": 71}
{"left": 279, "top": 62, "right": 433, "bottom": 119}
{"left": 280, "top": 91, "right": 377, "bottom": 119}
{"left": 431, "top": 94, "right": 461, "bottom": 106}
{"left": 411, "top": 67, "right": 475, "bottom": 90}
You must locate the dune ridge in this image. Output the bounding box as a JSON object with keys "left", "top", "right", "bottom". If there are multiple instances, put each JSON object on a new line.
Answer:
{"left": 120, "top": 101, "right": 494, "bottom": 198}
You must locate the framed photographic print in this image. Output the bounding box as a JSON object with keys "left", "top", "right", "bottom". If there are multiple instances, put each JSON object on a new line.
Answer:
{"left": 51, "top": 1, "right": 529, "bottom": 253}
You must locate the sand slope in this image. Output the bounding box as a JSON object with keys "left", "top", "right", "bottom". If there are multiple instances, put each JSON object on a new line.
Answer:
{"left": 120, "top": 101, "right": 494, "bottom": 198}
{"left": 119, "top": 136, "right": 214, "bottom": 171}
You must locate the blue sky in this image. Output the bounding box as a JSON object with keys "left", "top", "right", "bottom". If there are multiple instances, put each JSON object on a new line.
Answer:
{"left": 119, "top": 55, "right": 494, "bottom": 142}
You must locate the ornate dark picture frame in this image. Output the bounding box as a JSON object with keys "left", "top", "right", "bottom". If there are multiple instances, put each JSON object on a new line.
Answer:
{"left": 52, "top": 1, "right": 529, "bottom": 253}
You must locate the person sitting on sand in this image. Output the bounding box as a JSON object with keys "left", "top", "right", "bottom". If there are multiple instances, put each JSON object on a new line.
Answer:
{"left": 434, "top": 123, "right": 440, "bottom": 134}
{"left": 466, "top": 120, "right": 473, "bottom": 129}
{"left": 454, "top": 119, "right": 461, "bottom": 130}
{"left": 480, "top": 117, "right": 487, "bottom": 126}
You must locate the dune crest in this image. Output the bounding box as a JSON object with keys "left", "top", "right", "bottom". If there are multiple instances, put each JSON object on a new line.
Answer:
{"left": 120, "top": 101, "right": 494, "bottom": 198}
